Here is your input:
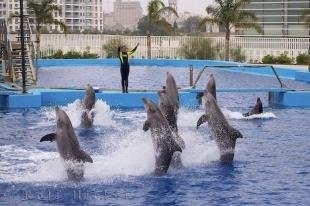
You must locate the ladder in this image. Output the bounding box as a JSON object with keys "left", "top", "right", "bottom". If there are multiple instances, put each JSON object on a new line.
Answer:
{"left": 10, "top": 16, "right": 37, "bottom": 86}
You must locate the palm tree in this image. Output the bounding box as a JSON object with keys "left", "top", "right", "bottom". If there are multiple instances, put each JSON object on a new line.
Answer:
{"left": 27, "top": 0, "right": 67, "bottom": 55}
{"left": 301, "top": 8, "right": 310, "bottom": 71}
{"left": 145, "top": 0, "right": 178, "bottom": 58}
{"left": 201, "top": 0, "right": 262, "bottom": 61}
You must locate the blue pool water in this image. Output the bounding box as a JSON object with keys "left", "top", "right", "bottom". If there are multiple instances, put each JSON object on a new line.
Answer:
{"left": 0, "top": 66, "right": 309, "bottom": 205}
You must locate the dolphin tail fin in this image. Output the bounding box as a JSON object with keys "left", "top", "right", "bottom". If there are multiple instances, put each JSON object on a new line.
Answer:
{"left": 40, "top": 133, "right": 56, "bottom": 142}
{"left": 197, "top": 114, "right": 208, "bottom": 129}
{"left": 78, "top": 150, "right": 93, "bottom": 163}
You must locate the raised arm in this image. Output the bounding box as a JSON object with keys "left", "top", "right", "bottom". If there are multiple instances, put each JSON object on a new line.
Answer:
{"left": 128, "top": 43, "right": 139, "bottom": 55}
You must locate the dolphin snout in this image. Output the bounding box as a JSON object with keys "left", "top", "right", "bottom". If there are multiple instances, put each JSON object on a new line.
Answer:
{"left": 142, "top": 98, "right": 147, "bottom": 104}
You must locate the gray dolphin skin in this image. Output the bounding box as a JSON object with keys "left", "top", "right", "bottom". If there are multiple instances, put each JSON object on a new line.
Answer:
{"left": 142, "top": 98, "right": 182, "bottom": 176}
{"left": 81, "top": 84, "right": 96, "bottom": 128}
{"left": 197, "top": 73, "right": 217, "bottom": 103}
{"left": 243, "top": 97, "right": 263, "bottom": 117}
{"left": 197, "top": 93, "right": 243, "bottom": 162}
{"left": 158, "top": 72, "right": 180, "bottom": 132}
{"left": 40, "top": 107, "right": 93, "bottom": 180}
{"left": 83, "top": 84, "right": 96, "bottom": 110}
{"left": 158, "top": 72, "right": 185, "bottom": 168}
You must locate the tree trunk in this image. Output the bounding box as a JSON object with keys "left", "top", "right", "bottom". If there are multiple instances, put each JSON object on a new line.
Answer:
{"left": 225, "top": 30, "right": 230, "bottom": 61}
{"left": 35, "top": 32, "right": 40, "bottom": 59}
{"left": 147, "top": 31, "right": 151, "bottom": 59}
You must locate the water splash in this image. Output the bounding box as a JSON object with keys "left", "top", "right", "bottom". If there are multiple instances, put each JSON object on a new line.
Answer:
{"left": 40, "top": 99, "right": 115, "bottom": 128}
{"left": 222, "top": 108, "right": 277, "bottom": 120}
{"left": 0, "top": 107, "right": 221, "bottom": 183}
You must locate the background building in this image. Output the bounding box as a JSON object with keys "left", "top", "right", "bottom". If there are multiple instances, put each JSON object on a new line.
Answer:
{"left": 113, "top": 0, "right": 143, "bottom": 29}
{"left": 236, "top": 0, "right": 310, "bottom": 37}
{"left": 0, "top": 0, "right": 105, "bottom": 32}
{"left": 166, "top": 0, "right": 178, "bottom": 24}
{"left": 59, "top": 0, "right": 104, "bottom": 32}
{"left": 0, "top": 0, "right": 28, "bottom": 32}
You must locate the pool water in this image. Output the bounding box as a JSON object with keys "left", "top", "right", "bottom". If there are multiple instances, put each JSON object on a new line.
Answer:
{"left": 1, "top": 67, "right": 310, "bottom": 205}
{"left": 37, "top": 66, "right": 310, "bottom": 90}
{"left": 0, "top": 97, "right": 310, "bottom": 205}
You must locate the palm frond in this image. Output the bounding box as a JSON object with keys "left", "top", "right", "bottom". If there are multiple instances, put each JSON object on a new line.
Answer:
{"left": 157, "top": 6, "right": 178, "bottom": 17}
{"left": 155, "top": 19, "right": 175, "bottom": 34}
{"left": 206, "top": 6, "right": 219, "bottom": 16}
{"left": 233, "top": 0, "right": 251, "bottom": 10}
{"left": 236, "top": 21, "right": 263, "bottom": 33}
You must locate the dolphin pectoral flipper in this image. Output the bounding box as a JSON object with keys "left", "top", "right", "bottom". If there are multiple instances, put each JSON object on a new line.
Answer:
{"left": 77, "top": 150, "right": 93, "bottom": 163}
{"left": 230, "top": 127, "right": 243, "bottom": 139}
{"left": 197, "top": 114, "right": 209, "bottom": 129}
{"left": 143, "top": 120, "right": 150, "bottom": 131}
{"left": 170, "top": 137, "right": 182, "bottom": 153}
{"left": 40, "top": 133, "right": 57, "bottom": 142}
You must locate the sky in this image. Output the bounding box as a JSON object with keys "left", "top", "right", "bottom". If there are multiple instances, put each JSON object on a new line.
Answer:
{"left": 104, "top": 0, "right": 213, "bottom": 15}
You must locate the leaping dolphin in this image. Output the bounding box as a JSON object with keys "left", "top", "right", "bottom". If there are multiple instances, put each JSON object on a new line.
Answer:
{"left": 142, "top": 98, "right": 182, "bottom": 176}
{"left": 158, "top": 72, "right": 185, "bottom": 168}
{"left": 197, "top": 93, "right": 243, "bottom": 162}
{"left": 40, "top": 107, "right": 93, "bottom": 180}
{"left": 81, "top": 84, "right": 96, "bottom": 128}
{"left": 197, "top": 73, "right": 217, "bottom": 104}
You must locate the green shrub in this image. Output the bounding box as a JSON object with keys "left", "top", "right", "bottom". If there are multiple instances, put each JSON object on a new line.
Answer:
{"left": 102, "top": 37, "right": 128, "bottom": 58}
{"left": 64, "top": 50, "right": 82, "bottom": 59}
{"left": 230, "top": 47, "right": 246, "bottom": 62}
{"left": 276, "top": 53, "right": 294, "bottom": 64}
{"left": 179, "top": 38, "right": 216, "bottom": 60}
{"left": 44, "top": 49, "right": 98, "bottom": 59}
{"left": 262, "top": 53, "right": 294, "bottom": 64}
{"left": 49, "top": 50, "right": 64, "bottom": 59}
{"left": 296, "top": 53, "right": 310, "bottom": 65}
{"left": 262, "top": 54, "right": 276, "bottom": 64}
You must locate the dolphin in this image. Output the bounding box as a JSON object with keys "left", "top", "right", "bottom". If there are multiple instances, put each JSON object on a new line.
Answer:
{"left": 158, "top": 72, "right": 185, "bottom": 168}
{"left": 40, "top": 107, "right": 93, "bottom": 180}
{"left": 81, "top": 84, "right": 96, "bottom": 128}
{"left": 158, "top": 72, "right": 180, "bottom": 132}
{"left": 197, "top": 73, "right": 217, "bottom": 104}
{"left": 197, "top": 93, "right": 243, "bottom": 162}
{"left": 142, "top": 98, "right": 182, "bottom": 176}
{"left": 243, "top": 97, "right": 263, "bottom": 117}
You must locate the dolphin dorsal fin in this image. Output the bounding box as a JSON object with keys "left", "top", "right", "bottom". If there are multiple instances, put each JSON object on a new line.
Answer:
{"left": 40, "top": 133, "right": 56, "bottom": 142}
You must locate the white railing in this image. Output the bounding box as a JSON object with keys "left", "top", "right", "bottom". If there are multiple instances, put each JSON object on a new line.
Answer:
{"left": 39, "top": 34, "right": 310, "bottom": 62}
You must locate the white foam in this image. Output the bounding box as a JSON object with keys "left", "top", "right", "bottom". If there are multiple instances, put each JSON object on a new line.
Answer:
{"left": 40, "top": 99, "right": 115, "bottom": 128}
{"left": 0, "top": 107, "right": 223, "bottom": 183}
{"left": 92, "top": 99, "right": 115, "bottom": 127}
{"left": 222, "top": 108, "right": 277, "bottom": 120}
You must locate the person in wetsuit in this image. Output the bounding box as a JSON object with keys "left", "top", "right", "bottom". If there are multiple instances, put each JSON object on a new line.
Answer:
{"left": 118, "top": 43, "right": 139, "bottom": 93}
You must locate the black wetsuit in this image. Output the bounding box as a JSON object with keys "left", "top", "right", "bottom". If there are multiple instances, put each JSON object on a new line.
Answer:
{"left": 118, "top": 45, "right": 138, "bottom": 93}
